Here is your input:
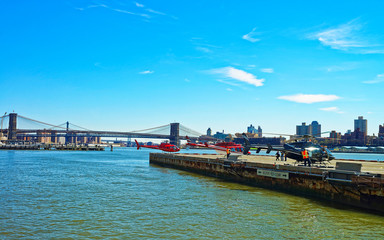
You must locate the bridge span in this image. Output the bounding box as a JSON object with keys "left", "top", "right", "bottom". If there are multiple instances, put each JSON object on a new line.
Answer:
{"left": 0, "top": 113, "right": 216, "bottom": 146}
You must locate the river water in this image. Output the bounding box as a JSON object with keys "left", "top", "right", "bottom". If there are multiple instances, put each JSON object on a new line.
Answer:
{"left": 1, "top": 148, "right": 384, "bottom": 239}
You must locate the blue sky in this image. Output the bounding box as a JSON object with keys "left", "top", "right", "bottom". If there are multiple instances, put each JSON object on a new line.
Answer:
{"left": 1, "top": 0, "right": 384, "bottom": 136}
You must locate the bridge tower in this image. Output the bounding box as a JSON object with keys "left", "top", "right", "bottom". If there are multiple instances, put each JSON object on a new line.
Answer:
{"left": 8, "top": 113, "right": 17, "bottom": 140}
{"left": 170, "top": 123, "right": 180, "bottom": 147}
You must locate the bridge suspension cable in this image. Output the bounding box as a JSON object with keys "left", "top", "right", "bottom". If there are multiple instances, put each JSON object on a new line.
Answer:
{"left": 130, "top": 124, "right": 170, "bottom": 133}
{"left": 69, "top": 123, "right": 92, "bottom": 131}
{"left": 179, "top": 124, "right": 202, "bottom": 137}
{"left": 18, "top": 115, "right": 67, "bottom": 130}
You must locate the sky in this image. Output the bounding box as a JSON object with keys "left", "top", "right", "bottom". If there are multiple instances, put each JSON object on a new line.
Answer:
{"left": 1, "top": 0, "right": 384, "bottom": 136}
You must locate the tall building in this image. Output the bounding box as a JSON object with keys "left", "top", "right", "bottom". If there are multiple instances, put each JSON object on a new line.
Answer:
{"left": 296, "top": 122, "right": 310, "bottom": 136}
{"left": 379, "top": 124, "right": 384, "bottom": 138}
{"left": 330, "top": 131, "right": 341, "bottom": 139}
{"left": 311, "top": 121, "right": 321, "bottom": 137}
{"left": 258, "top": 126, "right": 262, "bottom": 137}
{"left": 207, "top": 128, "right": 212, "bottom": 136}
{"left": 296, "top": 121, "right": 321, "bottom": 136}
{"left": 247, "top": 124, "right": 257, "bottom": 134}
{"left": 354, "top": 116, "right": 367, "bottom": 136}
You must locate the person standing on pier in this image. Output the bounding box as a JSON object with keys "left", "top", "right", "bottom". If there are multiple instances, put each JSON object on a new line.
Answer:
{"left": 276, "top": 151, "right": 280, "bottom": 161}
{"left": 281, "top": 152, "right": 284, "bottom": 161}
{"left": 302, "top": 149, "right": 310, "bottom": 166}
{"left": 226, "top": 148, "right": 231, "bottom": 159}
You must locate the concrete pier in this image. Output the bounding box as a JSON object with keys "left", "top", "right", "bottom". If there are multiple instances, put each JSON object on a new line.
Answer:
{"left": 150, "top": 153, "right": 384, "bottom": 214}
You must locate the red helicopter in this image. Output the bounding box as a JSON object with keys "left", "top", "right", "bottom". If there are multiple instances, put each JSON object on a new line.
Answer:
{"left": 186, "top": 136, "right": 249, "bottom": 155}
{"left": 135, "top": 139, "right": 180, "bottom": 152}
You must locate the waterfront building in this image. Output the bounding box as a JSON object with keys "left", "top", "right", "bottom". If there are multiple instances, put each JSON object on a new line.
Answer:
{"left": 296, "top": 121, "right": 321, "bottom": 137}
{"left": 379, "top": 124, "right": 384, "bottom": 138}
{"left": 330, "top": 131, "right": 341, "bottom": 139}
{"left": 247, "top": 124, "right": 257, "bottom": 134}
{"left": 213, "top": 131, "right": 229, "bottom": 140}
{"left": 346, "top": 130, "right": 352, "bottom": 135}
{"left": 207, "top": 128, "right": 212, "bottom": 136}
{"left": 37, "top": 130, "right": 54, "bottom": 143}
{"left": 354, "top": 116, "right": 367, "bottom": 136}
{"left": 296, "top": 122, "right": 310, "bottom": 136}
{"left": 351, "top": 128, "right": 365, "bottom": 145}
{"left": 311, "top": 121, "right": 321, "bottom": 137}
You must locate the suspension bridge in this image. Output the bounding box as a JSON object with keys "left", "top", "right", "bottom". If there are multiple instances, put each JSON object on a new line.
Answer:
{"left": 0, "top": 113, "right": 215, "bottom": 146}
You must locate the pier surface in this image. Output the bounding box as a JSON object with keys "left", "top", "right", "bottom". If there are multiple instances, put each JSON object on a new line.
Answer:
{"left": 183, "top": 153, "right": 384, "bottom": 174}
{"left": 150, "top": 153, "right": 384, "bottom": 214}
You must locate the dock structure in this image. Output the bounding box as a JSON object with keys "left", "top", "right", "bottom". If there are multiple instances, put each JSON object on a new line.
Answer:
{"left": 150, "top": 153, "right": 384, "bottom": 214}
{"left": 0, "top": 144, "right": 105, "bottom": 151}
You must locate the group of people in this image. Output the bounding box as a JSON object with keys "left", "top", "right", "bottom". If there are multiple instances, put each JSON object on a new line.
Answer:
{"left": 275, "top": 151, "right": 287, "bottom": 161}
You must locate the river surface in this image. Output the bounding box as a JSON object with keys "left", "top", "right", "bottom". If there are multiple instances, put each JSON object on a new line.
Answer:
{"left": 1, "top": 148, "right": 384, "bottom": 239}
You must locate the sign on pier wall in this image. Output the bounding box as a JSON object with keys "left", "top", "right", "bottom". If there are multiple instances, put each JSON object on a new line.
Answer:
{"left": 257, "top": 169, "right": 289, "bottom": 180}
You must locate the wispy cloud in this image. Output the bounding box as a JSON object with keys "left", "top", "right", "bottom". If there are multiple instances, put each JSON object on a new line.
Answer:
{"left": 278, "top": 94, "right": 341, "bottom": 104}
{"left": 242, "top": 28, "right": 261, "bottom": 43}
{"left": 261, "top": 68, "right": 274, "bottom": 73}
{"left": 190, "top": 38, "right": 220, "bottom": 54}
{"left": 135, "top": 2, "right": 144, "bottom": 8}
{"left": 325, "top": 62, "right": 358, "bottom": 72}
{"left": 76, "top": 2, "right": 176, "bottom": 20}
{"left": 363, "top": 73, "right": 384, "bottom": 84}
{"left": 309, "top": 20, "right": 365, "bottom": 50}
{"left": 216, "top": 79, "right": 241, "bottom": 87}
{"left": 76, "top": 4, "right": 150, "bottom": 18}
{"left": 134, "top": 1, "right": 177, "bottom": 19}
{"left": 308, "top": 19, "right": 384, "bottom": 54}
{"left": 226, "top": 88, "right": 233, "bottom": 91}
{"left": 139, "top": 70, "right": 154, "bottom": 74}
{"left": 210, "top": 67, "right": 264, "bottom": 87}
{"left": 195, "top": 46, "right": 212, "bottom": 53}
{"left": 319, "top": 107, "right": 344, "bottom": 114}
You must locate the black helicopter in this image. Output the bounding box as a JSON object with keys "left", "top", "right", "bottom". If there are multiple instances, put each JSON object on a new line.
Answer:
{"left": 241, "top": 133, "right": 335, "bottom": 164}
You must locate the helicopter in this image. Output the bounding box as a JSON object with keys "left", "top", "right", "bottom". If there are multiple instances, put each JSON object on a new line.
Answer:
{"left": 241, "top": 133, "right": 335, "bottom": 165}
{"left": 186, "top": 136, "right": 250, "bottom": 155}
{"left": 135, "top": 139, "right": 180, "bottom": 152}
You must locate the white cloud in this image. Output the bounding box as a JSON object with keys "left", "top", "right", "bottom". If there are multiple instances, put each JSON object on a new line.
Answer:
{"left": 309, "top": 20, "right": 365, "bottom": 50}
{"left": 77, "top": 2, "right": 176, "bottom": 20}
{"left": 195, "top": 46, "right": 212, "bottom": 53}
{"left": 278, "top": 94, "right": 340, "bottom": 104}
{"left": 242, "top": 28, "right": 260, "bottom": 43}
{"left": 139, "top": 70, "right": 154, "bottom": 74}
{"left": 319, "top": 107, "right": 344, "bottom": 114}
{"left": 226, "top": 88, "right": 233, "bottom": 91}
{"left": 216, "top": 79, "right": 240, "bottom": 87}
{"left": 146, "top": 8, "right": 166, "bottom": 16}
{"left": 363, "top": 73, "right": 384, "bottom": 84}
{"left": 210, "top": 67, "right": 264, "bottom": 87}
{"left": 79, "top": 4, "right": 150, "bottom": 18}
{"left": 325, "top": 62, "right": 358, "bottom": 72}
{"left": 261, "top": 68, "right": 274, "bottom": 73}
{"left": 308, "top": 19, "right": 384, "bottom": 54}
{"left": 135, "top": 2, "right": 144, "bottom": 8}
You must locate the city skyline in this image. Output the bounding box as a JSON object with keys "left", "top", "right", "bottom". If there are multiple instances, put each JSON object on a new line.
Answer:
{"left": 1, "top": 1, "right": 383, "bottom": 135}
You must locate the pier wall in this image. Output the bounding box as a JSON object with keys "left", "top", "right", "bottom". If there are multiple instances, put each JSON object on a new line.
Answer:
{"left": 150, "top": 153, "right": 384, "bottom": 214}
